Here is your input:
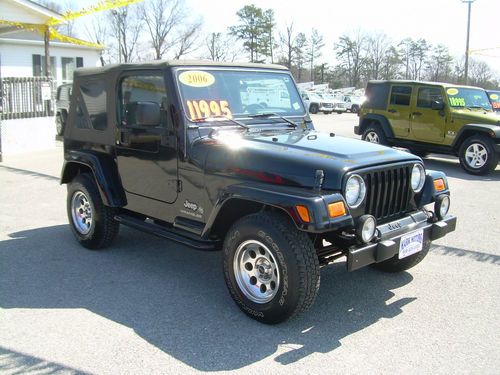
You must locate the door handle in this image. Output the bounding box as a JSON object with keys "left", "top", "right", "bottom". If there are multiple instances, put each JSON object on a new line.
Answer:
{"left": 412, "top": 112, "right": 422, "bottom": 116}
{"left": 388, "top": 109, "right": 397, "bottom": 113}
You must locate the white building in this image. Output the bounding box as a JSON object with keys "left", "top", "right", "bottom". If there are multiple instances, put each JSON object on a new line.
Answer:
{"left": 0, "top": 0, "right": 103, "bottom": 156}
{"left": 0, "top": 0, "right": 103, "bottom": 85}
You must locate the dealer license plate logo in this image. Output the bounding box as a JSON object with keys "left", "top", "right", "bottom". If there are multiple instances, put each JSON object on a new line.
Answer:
{"left": 399, "top": 229, "right": 424, "bottom": 259}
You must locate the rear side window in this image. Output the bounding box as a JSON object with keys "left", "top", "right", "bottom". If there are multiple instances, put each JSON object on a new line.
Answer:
{"left": 364, "top": 83, "right": 389, "bottom": 109}
{"left": 417, "top": 87, "right": 443, "bottom": 108}
{"left": 119, "top": 75, "right": 167, "bottom": 126}
{"left": 78, "top": 80, "right": 107, "bottom": 130}
{"left": 390, "top": 86, "right": 412, "bottom": 106}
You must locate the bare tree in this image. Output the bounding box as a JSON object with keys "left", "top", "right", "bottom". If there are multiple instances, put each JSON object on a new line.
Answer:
{"left": 294, "top": 32, "right": 307, "bottom": 82}
{"left": 279, "top": 22, "right": 298, "bottom": 69}
{"left": 307, "top": 29, "right": 324, "bottom": 81}
{"left": 335, "top": 30, "right": 367, "bottom": 87}
{"left": 140, "top": 0, "right": 181, "bottom": 60}
{"left": 469, "top": 59, "right": 494, "bottom": 88}
{"left": 172, "top": 19, "right": 203, "bottom": 59}
{"left": 205, "top": 32, "right": 241, "bottom": 62}
{"left": 109, "top": 6, "right": 143, "bottom": 62}
{"left": 425, "top": 44, "right": 453, "bottom": 82}
{"left": 365, "top": 33, "right": 390, "bottom": 80}
{"left": 83, "top": 15, "right": 108, "bottom": 66}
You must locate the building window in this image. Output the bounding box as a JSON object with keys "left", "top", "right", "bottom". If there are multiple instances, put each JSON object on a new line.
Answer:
{"left": 32, "top": 54, "right": 56, "bottom": 77}
{"left": 61, "top": 57, "right": 84, "bottom": 82}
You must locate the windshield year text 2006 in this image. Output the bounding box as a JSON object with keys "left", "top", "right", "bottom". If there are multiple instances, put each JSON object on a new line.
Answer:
{"left": 186, "top": 100, "right": 232, "bottom": 120}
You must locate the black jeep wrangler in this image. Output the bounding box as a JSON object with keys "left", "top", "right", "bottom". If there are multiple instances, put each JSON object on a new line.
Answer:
{"left": 61, "top": 61, "right": 456, "bottom": 324}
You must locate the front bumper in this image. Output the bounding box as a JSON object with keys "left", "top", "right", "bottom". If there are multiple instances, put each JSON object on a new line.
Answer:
{"left": 347, "top": 212, "right": 457, "bottom": 271}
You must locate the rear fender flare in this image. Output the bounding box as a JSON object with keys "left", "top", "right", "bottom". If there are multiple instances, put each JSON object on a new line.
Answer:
{"left": 61, "top": 151, "right": 126, "bottom": 207}
{"left": 358, "top": 114, "right": 394, "bottom": 138}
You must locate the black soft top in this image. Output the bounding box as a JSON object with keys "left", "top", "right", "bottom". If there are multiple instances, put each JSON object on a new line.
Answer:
{"left": 74, "top": 60, "right": 288, "bottom": 78}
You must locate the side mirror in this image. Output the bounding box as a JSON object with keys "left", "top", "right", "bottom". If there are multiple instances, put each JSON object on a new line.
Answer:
{"left": 431, "top": 100, "right": 445, "bottom": 110}
{"left": 125, "top": 101, "right": 161, "bottom": 127}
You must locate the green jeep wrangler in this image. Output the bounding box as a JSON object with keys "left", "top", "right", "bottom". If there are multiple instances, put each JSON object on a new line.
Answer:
{"left": 356, "top": 80, "right": 500, "bottom": 175}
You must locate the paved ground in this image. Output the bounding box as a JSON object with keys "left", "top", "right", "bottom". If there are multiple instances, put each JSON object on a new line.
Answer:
{"left": 0, "top": 114, "right": 499, "bottom": 374}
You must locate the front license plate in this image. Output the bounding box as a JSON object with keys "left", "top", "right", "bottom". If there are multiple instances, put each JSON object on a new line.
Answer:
{"left": 399, "top": 229, "right": 424, "bottom": 259}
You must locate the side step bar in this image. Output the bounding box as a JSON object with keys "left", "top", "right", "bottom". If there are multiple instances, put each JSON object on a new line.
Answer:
{"left": 115, "top": 215, "right": 220, "bottom": 251}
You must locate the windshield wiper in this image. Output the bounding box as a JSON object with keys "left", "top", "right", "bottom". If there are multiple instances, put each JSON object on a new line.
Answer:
{"left": 247, "top": 112, "right": 298, "bottom": 128}
{"left": 190, "top": 115, "right": 249, "bottom": 130}
{"left": 465, "top": 105, "right": 486, "bottom": 110}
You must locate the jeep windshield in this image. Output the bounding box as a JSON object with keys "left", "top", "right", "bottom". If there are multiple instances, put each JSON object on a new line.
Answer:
{"left": 175, "top": 68, "right": 306, "bottom": 125}
{"left": 446, "top": 87, "right": 493, "bottom": 111}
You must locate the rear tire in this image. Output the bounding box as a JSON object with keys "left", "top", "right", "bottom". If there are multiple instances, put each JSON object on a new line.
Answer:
{"left": 459, "top": 135, "right": 499, "bottom": 175}
{"left": 67, "top": 173, "right": 119, "bottom": 249}
{"left": 373, "top": 239, "right": 430, "bottom": 273}
{"left": 223, "top": 212, "right": 320, "bottom": 324}
{"left": 362, "top": 124, "right": 388, "bottom": 146}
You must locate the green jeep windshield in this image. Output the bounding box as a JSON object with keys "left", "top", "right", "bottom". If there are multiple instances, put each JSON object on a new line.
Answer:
{"left": 175, "top": 69, "right": 305, "bottom": 122}
{"left": 446, "top": 87, "right": 492, "bottom": 111}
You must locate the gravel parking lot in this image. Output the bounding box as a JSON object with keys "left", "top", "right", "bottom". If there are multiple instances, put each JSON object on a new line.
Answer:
{"left": 0, "top": 113, "right": 499, "bottom": 374}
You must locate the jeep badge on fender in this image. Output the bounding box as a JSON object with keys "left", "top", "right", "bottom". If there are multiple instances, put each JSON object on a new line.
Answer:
{"left": 61, "top": 61, "right": 457, "bottom": 324}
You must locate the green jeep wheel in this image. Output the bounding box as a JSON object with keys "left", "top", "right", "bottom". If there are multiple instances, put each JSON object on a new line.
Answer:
{"left": 459, "top": 135, "right": 499, "bottom": 175}
{"left": 362, "top": 124, "right": 388, "bottom": 146}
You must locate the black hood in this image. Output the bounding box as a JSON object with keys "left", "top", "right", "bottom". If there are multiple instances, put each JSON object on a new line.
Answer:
{"left": 191, "top": 129, "right": 419, "bottom": 190}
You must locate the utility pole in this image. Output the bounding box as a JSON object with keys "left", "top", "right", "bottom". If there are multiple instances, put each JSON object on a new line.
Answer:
{"left": 462, "top": 0, "right": 475, "bottom": 85}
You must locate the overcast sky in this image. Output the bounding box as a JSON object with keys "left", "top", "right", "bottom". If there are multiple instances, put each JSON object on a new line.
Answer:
{"left": 187, "top": 0, "right": 500, "bottom": 73}
{"left": 72, "top": 0, "right": 500, "bottom": 73}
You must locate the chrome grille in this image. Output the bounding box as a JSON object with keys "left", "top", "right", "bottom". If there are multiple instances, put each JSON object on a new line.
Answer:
{"left": 364, "top": 165, "right": 413, "bottom": 221}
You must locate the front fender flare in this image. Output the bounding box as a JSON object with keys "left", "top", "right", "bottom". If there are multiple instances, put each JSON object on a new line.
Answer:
{"left": 202, "top": 182, "right": 353, "bottom": 238}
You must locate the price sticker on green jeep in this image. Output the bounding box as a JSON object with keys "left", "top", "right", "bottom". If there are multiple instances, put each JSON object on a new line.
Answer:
{"left": 399, "top": 228, "right": 424, "bottom": 259}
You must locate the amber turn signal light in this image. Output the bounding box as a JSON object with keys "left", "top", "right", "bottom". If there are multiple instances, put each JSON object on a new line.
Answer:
{"left": 295, "top": 205, "right": 311, "bottom": 223}
{"left": 328, "top": 201, "right": 346, "bottom": 218}
{"left": 434, "top": 178, "right": 445, "bottom": 191}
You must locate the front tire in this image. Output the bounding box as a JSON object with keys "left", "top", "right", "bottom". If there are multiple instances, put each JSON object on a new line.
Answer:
{"left": 351, "top": 105, "right": 359, "bottom": 114}
{"left": 67, "top": 173, "right": 119, "bottom": 249}
{"left": 373, "top": 239, "right": 431, "bottom": 273}
{"left": 362, "top": 124, "right": 388, "bottom": 146}
{"left": 309, "top": 104, "right": 319, "bottom": 114}
{"left": 223, "top": 212, "right": 320, "bottom": 324}
{"left": 459, "top": 135, "right": 499, "bottom": 175}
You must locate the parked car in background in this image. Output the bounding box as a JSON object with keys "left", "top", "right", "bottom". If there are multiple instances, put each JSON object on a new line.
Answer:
{"left": 487, "top": 90, "right": 500, "bottom": 112}
{"left": 55, "top": 83, "right": 72, "bottom": 136}
{"left": 343, "top": 95, "right": 364, "bottom": 113}
{"left": 301, "top": 91, "right": 334, "bottom": 114}
{"left": 356, "top": 80, "right": 500, "bottom": 175}
{"left": 322, "top": 93, "right": 347, "bottom": 114}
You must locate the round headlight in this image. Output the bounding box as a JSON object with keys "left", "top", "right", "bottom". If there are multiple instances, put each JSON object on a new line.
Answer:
{"left": 435, "top": 195, "right": 450, "bottom": 220}
{"left": 345, "top": 174, "right": 366, "bottom": 208}
{"left": 411, "top": 164, "right": 425, "bottom": 192}
{"left": 356, "top": 215, "right": 377, "bottom": 243}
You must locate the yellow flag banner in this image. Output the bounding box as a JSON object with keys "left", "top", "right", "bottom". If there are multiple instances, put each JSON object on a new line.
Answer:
{"left": 0, "top": 0, "right": 144, "bottom": 47}
{"left": 0, "top": 20, "right": 103, "bottom": 48}
{"left": 47, "top": 0, "right": 145, "bottom": 26}
{"left": 0, "top": 19, "right": 44, "bottom": 33}
{"left": 48, "top": 28, "right": 104, "bottom": 48}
